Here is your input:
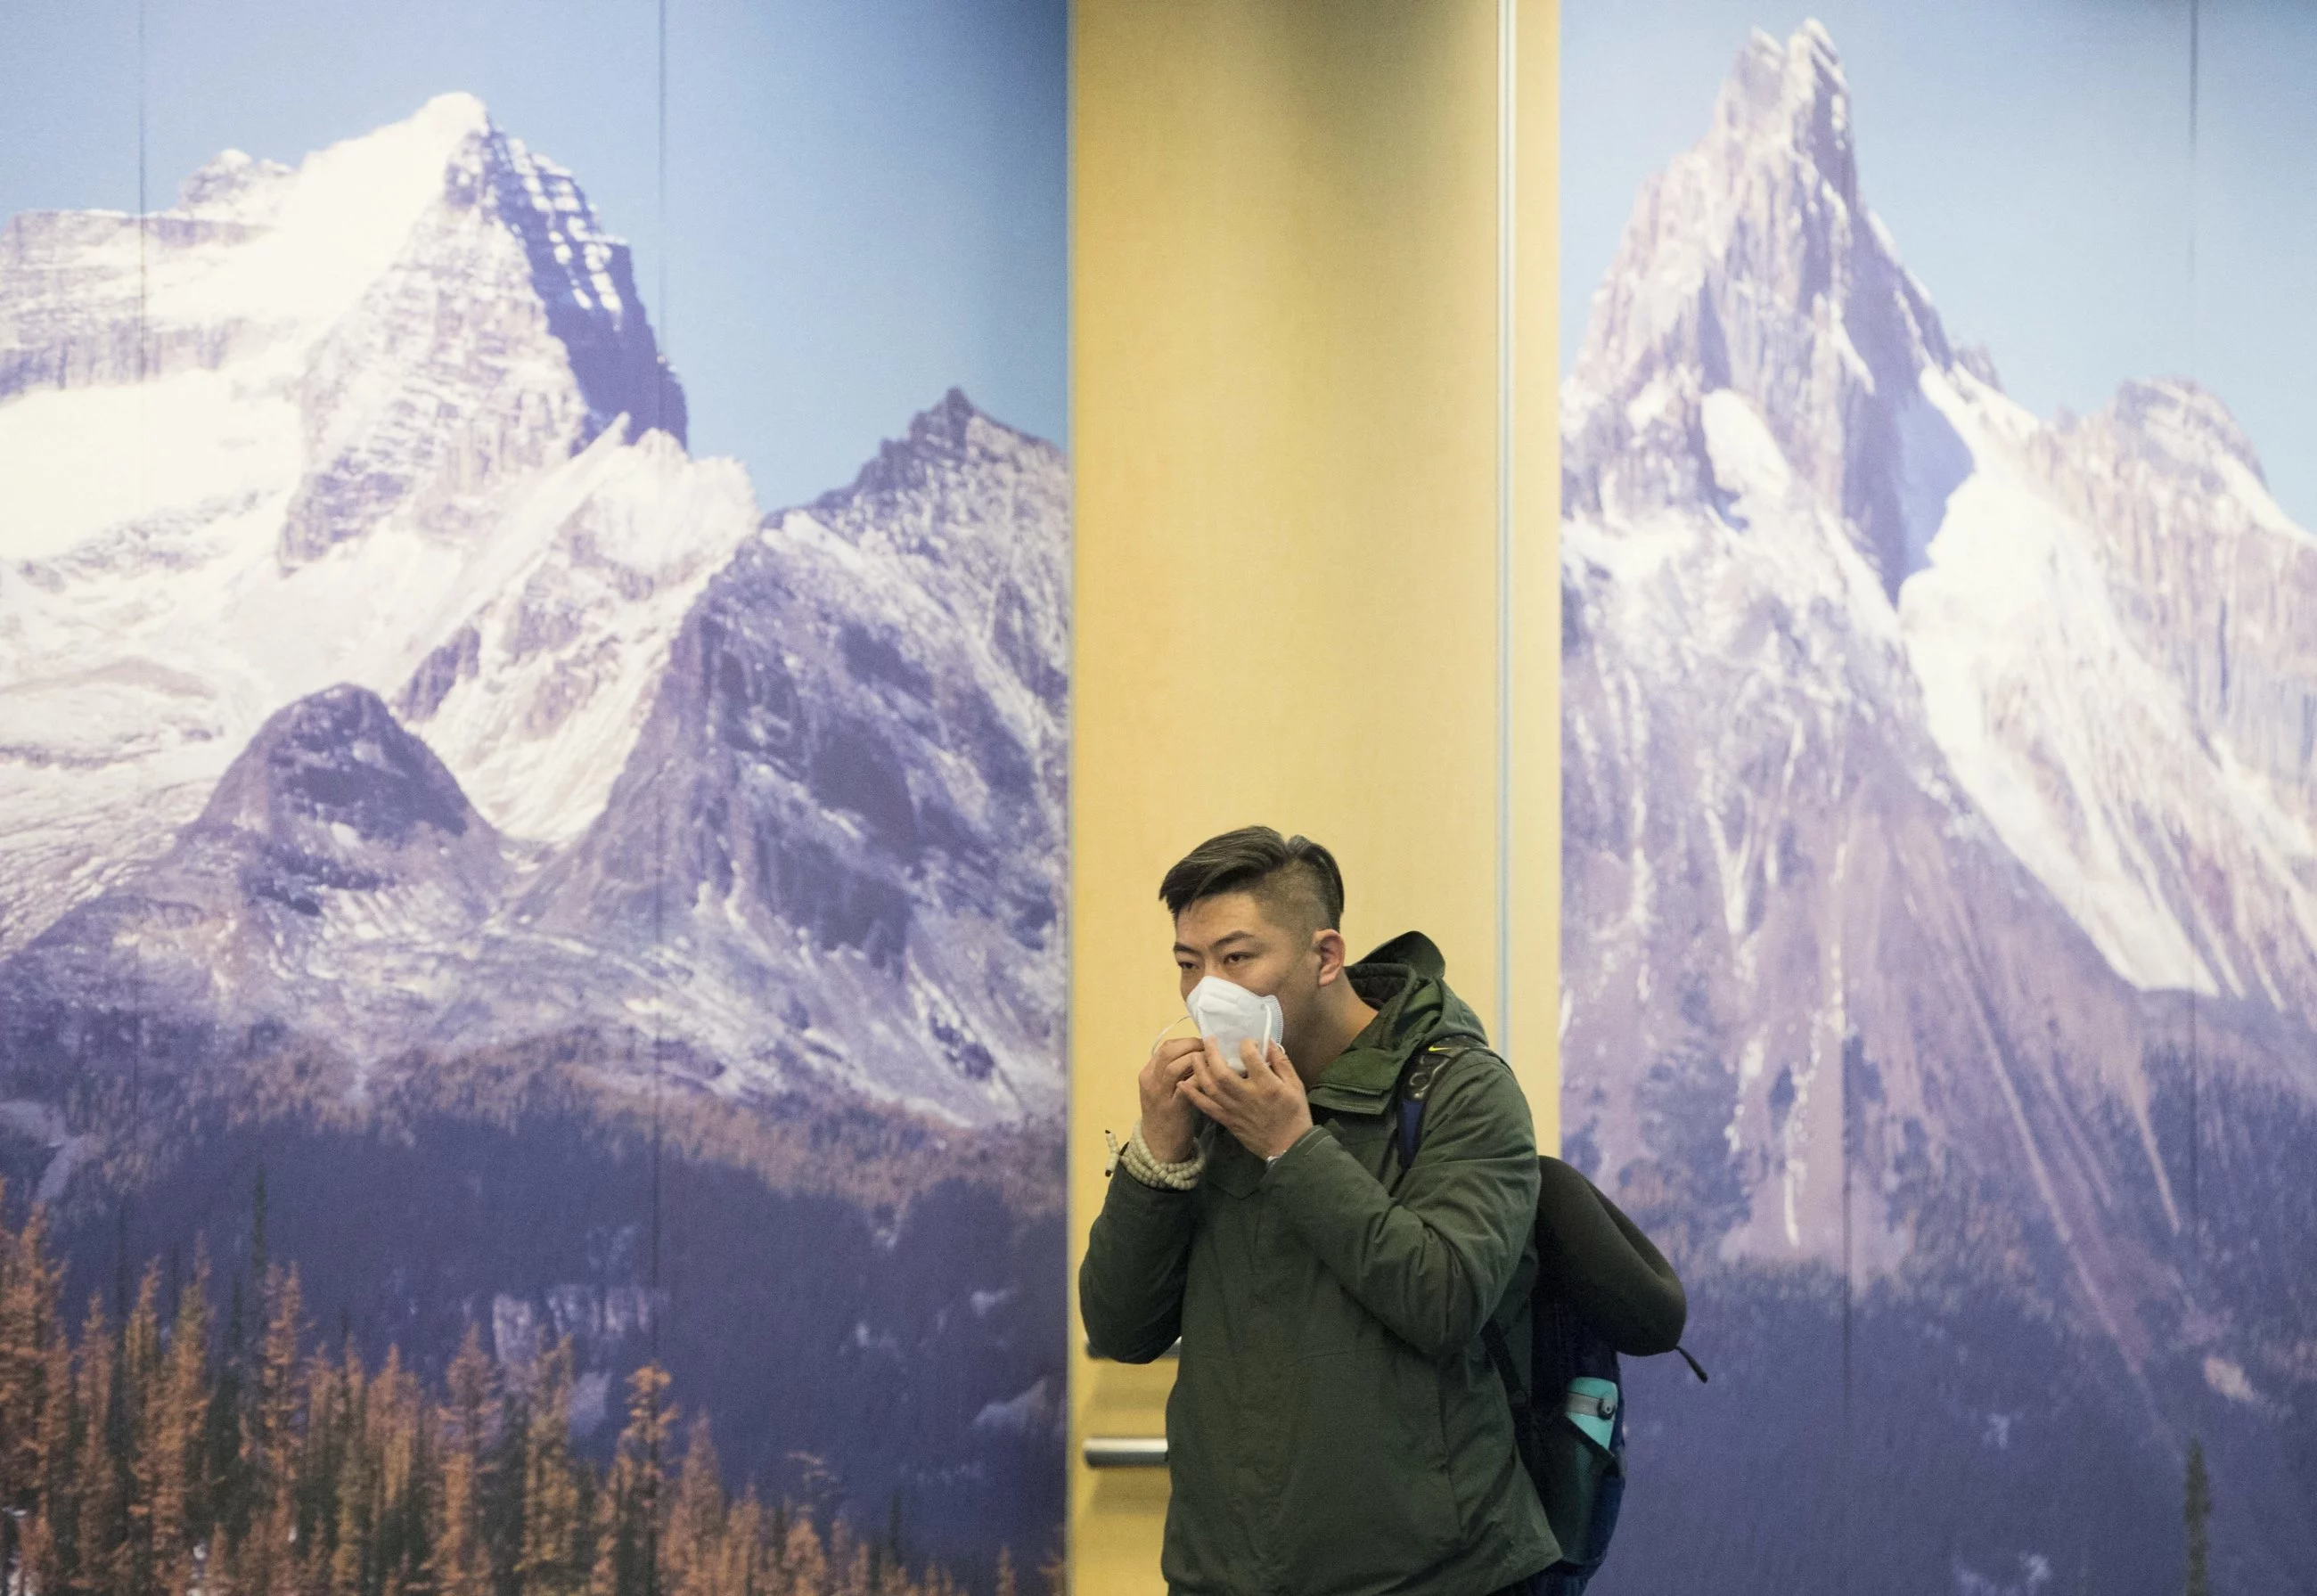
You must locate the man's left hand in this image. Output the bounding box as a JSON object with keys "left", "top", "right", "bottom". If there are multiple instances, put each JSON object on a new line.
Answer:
{"left": 1182, "top": 1036, "right": 1314, "bottom": 1161}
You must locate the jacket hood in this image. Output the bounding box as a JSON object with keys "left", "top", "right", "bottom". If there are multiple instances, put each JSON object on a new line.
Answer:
{"left": 1306, "top": 929, "right": 1492, "bottom": 1116}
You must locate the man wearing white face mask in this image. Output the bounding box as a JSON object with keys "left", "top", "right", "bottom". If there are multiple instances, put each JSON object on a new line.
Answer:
{"left": 1080, "top": 826, "right": 1558, "bottom": 1596}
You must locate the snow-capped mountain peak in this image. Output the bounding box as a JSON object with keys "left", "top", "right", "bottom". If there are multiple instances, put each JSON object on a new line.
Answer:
{"left": 1715, "top": 21, "right": 1855, "bottom": 208}
{"left": 164, "top": 92, "right": 500, "bottom": 338}
{"left": 278, "top": 95, "right": 684, "bottom": 562}
{"left": 454, "top": 111, "right": 687, "bottom": 450}
{"left": 2094, "top": 376, "right": 2270, "bottom": 487}
{"left": 176, "top": 149, "right": 297, "bottom": 223}
{"left": 0, "top": 97, "right": 720, "bottom": 951}
{"left": 1567, "top": 21, "right": 1961, "bottom": 597}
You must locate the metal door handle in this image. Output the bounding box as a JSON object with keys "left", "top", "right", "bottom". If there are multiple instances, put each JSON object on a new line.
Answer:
{"left": 1083, "top": 1436, "right": 1168, "bottom": 1468}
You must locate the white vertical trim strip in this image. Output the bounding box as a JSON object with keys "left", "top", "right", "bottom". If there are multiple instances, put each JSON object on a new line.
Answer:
{"left": 1495, "top": 0, "right": 1517, "bottom": 1055}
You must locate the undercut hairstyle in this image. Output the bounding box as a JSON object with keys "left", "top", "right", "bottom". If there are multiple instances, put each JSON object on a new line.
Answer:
{"left": 1159, "top": 826, "right": 1347, "bottom": 942}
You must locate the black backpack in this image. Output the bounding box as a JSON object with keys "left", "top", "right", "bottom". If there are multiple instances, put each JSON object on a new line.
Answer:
{"left": 1390, "top": 1036, "right": 1707, "bottom": 1584}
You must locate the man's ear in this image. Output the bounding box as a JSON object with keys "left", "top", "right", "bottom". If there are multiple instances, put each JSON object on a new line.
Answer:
{"left": 1312, "top": 928, "right": 1348, "bottom": 986}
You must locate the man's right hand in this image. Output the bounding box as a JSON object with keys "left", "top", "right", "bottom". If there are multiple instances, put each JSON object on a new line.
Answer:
{"left": 1139, "top": 1035, "right": 1208, "bottom": 1162}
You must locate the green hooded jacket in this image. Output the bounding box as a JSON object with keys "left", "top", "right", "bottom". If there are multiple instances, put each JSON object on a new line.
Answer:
{"left": 1080, "top": 937, "right": 1558, "bottom": 1596}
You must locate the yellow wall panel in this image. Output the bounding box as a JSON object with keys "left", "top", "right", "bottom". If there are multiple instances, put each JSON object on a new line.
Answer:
{"left": 1511, "top": 0, "right": 1560, "bottom": 1155}
{"left": 1069, "top": 3, "right": 1557, "bottom": 1586}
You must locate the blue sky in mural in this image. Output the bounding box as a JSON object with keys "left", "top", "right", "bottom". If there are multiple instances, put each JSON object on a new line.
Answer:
{"left": 0, "top": 0, "right": 1068, "bottom": 512}
{"left": 1561, "top": 0, "right": 2317, "bottom": 528}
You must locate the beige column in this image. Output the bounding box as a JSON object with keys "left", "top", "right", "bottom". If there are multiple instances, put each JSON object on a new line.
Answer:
{"left": 1068, "top": 2, "right": 1559, "bottom": 1586}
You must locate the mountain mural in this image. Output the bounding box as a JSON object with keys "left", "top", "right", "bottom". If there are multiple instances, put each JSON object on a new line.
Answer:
{"left": 0, "top": 94, "right": 1066, "bottom": 1574}
{"left": 1562, "top": 25, "right": 2317, "bottom": 1595}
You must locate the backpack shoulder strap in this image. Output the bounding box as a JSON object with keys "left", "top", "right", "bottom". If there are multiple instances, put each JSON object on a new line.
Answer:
{"left": 1480, "top": 1316, "right": 1541, "bottom": 1473}
{"left": 1389, "top": 1030, "right": 1495, "bottom": 1175}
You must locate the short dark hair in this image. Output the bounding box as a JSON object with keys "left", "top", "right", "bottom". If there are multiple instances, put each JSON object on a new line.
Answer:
{"left": 1158, "top": 826, "right": 1346, "bottom": 940}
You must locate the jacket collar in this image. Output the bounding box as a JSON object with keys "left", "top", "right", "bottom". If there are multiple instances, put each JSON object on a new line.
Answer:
{"left": 1306, "top": 945, "right": 1466, "bottom": 1117}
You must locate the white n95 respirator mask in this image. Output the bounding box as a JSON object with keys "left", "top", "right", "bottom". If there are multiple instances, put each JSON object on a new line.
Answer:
{"left": 1183, "top": 976, "right": 1282, "bottom": 1076}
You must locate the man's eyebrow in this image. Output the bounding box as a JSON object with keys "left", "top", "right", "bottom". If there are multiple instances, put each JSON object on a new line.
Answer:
{"left": 1174, "top": 929, "right": 1258, "bottom": 957}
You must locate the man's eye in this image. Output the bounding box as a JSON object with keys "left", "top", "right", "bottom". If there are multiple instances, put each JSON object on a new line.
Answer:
{"left": 1225, "top": 953, "right": 1249, "bottom": 964}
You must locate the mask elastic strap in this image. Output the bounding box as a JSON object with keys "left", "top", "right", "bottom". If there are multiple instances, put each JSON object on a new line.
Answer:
{"left": 1151, "top": 1013, "right": 1196, "bottom": 1057}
